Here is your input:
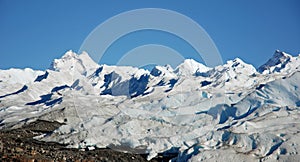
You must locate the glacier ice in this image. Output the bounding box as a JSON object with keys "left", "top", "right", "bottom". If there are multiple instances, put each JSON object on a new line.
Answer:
{"left": 0, "top": 50, "right": 300, "bottom": 161}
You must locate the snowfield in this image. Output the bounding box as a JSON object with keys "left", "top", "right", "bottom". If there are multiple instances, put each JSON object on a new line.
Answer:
{"left": 1, "top": 50, "right": 300, "bottom": 161}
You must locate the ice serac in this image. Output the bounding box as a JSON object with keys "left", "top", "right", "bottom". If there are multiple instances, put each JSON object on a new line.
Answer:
{"left": 258, "top": 50, "right": 300, "bottom": 74}
{"left": 1, "top": 50, "right": 300, "bottom": 161}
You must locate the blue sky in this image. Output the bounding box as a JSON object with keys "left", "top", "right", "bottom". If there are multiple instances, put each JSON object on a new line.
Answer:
{"left": 0, "top": 0, "right": 299, "bottom": 70}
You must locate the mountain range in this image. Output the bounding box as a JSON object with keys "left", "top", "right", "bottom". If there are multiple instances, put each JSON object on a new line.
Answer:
{"left": 1, "top": 50, "right": 300, "bottom": 161}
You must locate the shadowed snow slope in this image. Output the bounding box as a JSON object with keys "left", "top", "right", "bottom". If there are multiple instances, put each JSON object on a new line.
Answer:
{"left": 0, "top": 50, "right": 300, "bottom": 161}
{"left": 258, "top": 50, "right": 300, "bottom": 75}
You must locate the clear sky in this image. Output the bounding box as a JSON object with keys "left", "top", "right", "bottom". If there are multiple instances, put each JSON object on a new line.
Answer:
{"left": 0, "top": 0, "right": 299, "bottom": 70}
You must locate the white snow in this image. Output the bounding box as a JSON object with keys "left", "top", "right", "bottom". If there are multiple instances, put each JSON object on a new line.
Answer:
{"left": 0, "top": 68, "right": 43, "bottom": 96}
{"left": 175, "top": 59, "right": 211, "bottom": 76}
{"left": 1, "top": 50, "right": 300, "bottom": 161}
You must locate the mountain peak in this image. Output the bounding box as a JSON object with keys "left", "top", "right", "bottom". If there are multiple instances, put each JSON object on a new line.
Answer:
{"left": 273, "top": 50, "right": 291, "bottom": 59}
{"left": 150, "top": 65, "right": 176, "bottom": 78}
{"left": 233, "top": 57, "right": 243, "bottom": 63}
{"left": 175, "top": 59, "right": 211, "bottom": 76}
{"left": 258, "top": 50, "right": 293, "bottom": 74}
{"left": 226, "top": 58, "right": 246, "bottom": 67}
{"left": 61, "top": 50, "right": 77, "bottom": 59}
{"left": 50, "top": 50, "right": 99, "bottom": 76}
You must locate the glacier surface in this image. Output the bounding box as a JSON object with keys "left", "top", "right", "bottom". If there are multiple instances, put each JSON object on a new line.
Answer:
{"left": 0, "top": 50, "right": 300, "bottom": 161}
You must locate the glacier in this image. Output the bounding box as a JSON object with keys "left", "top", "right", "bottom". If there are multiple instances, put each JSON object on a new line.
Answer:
{"left": 0, "top": 50, "right": 300, "bottom": 161}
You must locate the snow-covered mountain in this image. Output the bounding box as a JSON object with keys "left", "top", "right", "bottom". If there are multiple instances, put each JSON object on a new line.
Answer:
{"left": 0, "top": 50, "right": 300, "bottom": 161}
{"left": 258, "top": 50, "right": 300, "bottom": 75}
